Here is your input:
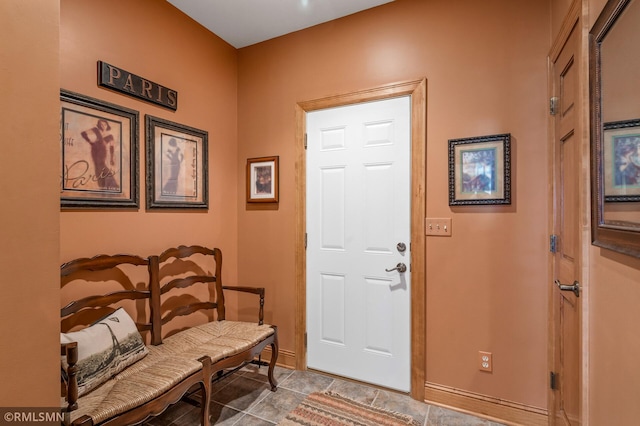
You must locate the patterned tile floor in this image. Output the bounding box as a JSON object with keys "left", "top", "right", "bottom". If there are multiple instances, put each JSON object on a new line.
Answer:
{"left": 144, "top": 364, "right": 508, "bottom": 425}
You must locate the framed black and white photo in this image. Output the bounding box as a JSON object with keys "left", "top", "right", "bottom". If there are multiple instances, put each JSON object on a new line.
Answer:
{"left": 145, "top": 115, "right": 208, "bottom": 209}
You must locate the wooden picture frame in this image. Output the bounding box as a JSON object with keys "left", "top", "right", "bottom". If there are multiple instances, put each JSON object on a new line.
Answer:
{"left": 145, "top": 115, "right": 208, "bottom": 209}
{"left": 60, "top": 90, "right": 139, "bottom": 208}
{"left": 246, "top": 156, "right": 279, "bottom": 203}
{"left": 602, "top": 119, "right": 640, "bottom": 202}
{"left": 448, "top": 133, "right": 511, "bottom": 206}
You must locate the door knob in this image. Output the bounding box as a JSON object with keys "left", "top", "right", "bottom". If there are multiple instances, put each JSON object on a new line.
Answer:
{"left": 385, "top": 263, "right": 407, "bottom": 273}
{"left": 554, "top": 280, "right": 580, "bottom": 297}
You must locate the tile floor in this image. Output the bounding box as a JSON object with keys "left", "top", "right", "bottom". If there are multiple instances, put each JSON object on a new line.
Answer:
{"left": 144, "top": 364, "right": 508, "bottom": 426}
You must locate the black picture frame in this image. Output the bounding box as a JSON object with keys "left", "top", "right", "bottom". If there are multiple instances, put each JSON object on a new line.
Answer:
{"left": 448, "top": 133, "right": 511, "bottom": 206}
{"left": 60, "top": 90, "right": 139, "bottom": 209}
{"left": 145, "top": 115, "right": 208, "bottom": 209}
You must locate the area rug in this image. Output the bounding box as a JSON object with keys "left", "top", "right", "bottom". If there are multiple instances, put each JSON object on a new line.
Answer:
{"left": 279, "top": 391, "right": 421, "bottom": 426}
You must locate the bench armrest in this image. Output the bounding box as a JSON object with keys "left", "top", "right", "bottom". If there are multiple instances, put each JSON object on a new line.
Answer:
{"left": 61, "top": 342, "right": 79, "bottom": 413}
{"left": 222, "top": 286, "right": 265, "bottom": 325}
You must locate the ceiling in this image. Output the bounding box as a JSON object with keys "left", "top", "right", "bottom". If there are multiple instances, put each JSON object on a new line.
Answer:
{"left": 167, "top": 0, "right": 395, "bottom": 49}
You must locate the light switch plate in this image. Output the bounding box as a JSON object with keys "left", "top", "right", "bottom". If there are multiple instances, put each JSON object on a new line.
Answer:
{"left": 425, "top": 218, "right": 452, "bottom": 236}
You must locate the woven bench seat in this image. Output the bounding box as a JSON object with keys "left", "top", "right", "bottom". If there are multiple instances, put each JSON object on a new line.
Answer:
{"left": 60, "top": 246, "right": 279, "bottom": 426}
{"left": 68, "top": 321, "right": 276, "bottom": 424}
{"left": 162, "top": 321, "right": 276, "bottom": 360}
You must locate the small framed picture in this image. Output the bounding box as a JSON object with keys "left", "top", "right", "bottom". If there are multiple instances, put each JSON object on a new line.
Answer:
{"left": 246, "top": 156, "right": 279, "bottom": 203}
{"left": 60, "top": 90, "right": 139, "bottom": 208}
{"left": 603, "top": 119, "right": 640, "bottom": 202}
{"left": 448, "top": 133, "right": 511, "bottom": 206}
{"left": 145, "top": 115, "right": 208, "bottom": 209}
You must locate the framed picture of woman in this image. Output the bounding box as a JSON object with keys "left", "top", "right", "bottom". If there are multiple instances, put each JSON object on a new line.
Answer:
{"left": 60, "top": 90, "right": 139, "bottom": 208}
{"left": 145, "top": 115, "right": 208, "bottom": 209}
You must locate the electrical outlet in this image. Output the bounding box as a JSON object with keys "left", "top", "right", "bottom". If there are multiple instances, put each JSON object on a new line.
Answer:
{"left": 479, "top": 351, "right": 493, "bottom": 372}
{"left": 425, "top": 218, "right": 452, "bottom": 236}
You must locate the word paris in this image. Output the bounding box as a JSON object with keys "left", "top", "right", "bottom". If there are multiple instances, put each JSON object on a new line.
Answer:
{"left": 98, "top": 61, "right": 178, "bottom": 111}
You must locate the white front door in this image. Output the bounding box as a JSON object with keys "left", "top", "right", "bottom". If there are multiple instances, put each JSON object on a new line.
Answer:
{"left": 306, "top": 96, "right": 411, "bottom": 392}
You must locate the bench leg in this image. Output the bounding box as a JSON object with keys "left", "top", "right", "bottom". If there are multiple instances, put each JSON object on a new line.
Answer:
{"left": 268, "top": 330, "right": 279, "bottom": 392}
{"left": 198, "top": 356, "right": 213, "bottom": 426}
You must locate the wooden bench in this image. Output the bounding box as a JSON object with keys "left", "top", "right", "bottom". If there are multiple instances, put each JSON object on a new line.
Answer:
{"left": 60, "top": 245, "right": 278, "bottom": 426}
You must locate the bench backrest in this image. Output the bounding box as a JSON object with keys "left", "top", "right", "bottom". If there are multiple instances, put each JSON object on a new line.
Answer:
{"left": 152, "top": 245, "right": 223, "bottom": 345}
{"left": 61, "top": 246, "right": 223, "bottom": 346}
{"left": 61, "top": 253, "right": 155, "bottom": 338}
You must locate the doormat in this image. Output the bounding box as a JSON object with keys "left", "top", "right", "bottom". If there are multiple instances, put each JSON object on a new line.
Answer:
{"left": 279, "top": 391, "right": 421, "bottom": 426}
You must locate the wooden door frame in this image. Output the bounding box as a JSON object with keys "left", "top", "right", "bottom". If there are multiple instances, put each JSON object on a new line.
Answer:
{"left": 294, "top": 79, "right": 427, "bottom": 401}
{"left": 547, "top": 0, "right": 590, "bottom": 424}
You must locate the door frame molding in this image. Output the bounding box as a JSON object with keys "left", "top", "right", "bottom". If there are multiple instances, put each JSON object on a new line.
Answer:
{"left": 547, "top": 0, "right": 590, "bottom": 423}
{"left": 294, "top": 79, "right": 427, "bottom": 400}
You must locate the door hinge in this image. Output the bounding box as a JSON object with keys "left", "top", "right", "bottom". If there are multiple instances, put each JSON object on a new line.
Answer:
{"left": 550, "top": 371, "right": 558, "bottom": 390}
{"left": 304, "top": 133, "right": 308, "bottom": 149}
{"left": 550, "top": 234, "right": 558, "bottom": 253}
{"left": 305, "top": 233, "right": 308, "bottom": 249}
{"left": 550, "top": 97, "right": 559, "bottom": 115}
{"left": 304, "top": 332, "right": 307, "bottom": 348}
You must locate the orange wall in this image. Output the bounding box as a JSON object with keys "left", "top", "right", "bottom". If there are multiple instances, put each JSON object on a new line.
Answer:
{"left": 589, "top": 249, "right": 640, "bottom": 423}
{"left": 237, "top": 0, "right": 550, "bottom": 409}
{"left": 21, "top": 0, "right": 640, "bottom": 421}
{"left": 0, "top": 0, "right": 60, "bottom": 406}
{"left": 59, "top": 0, "right": 240, "bottom": 294}
{"left": 586, "top": 0, "right": 640, "bottom": 424}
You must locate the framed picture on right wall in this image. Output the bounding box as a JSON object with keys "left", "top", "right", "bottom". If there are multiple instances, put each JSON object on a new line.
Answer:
{"left": 602, "top": 119, "right": 640, "bottom": 202}
{"left": 448, "top": 133, "right": 511, "bottom": 206}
